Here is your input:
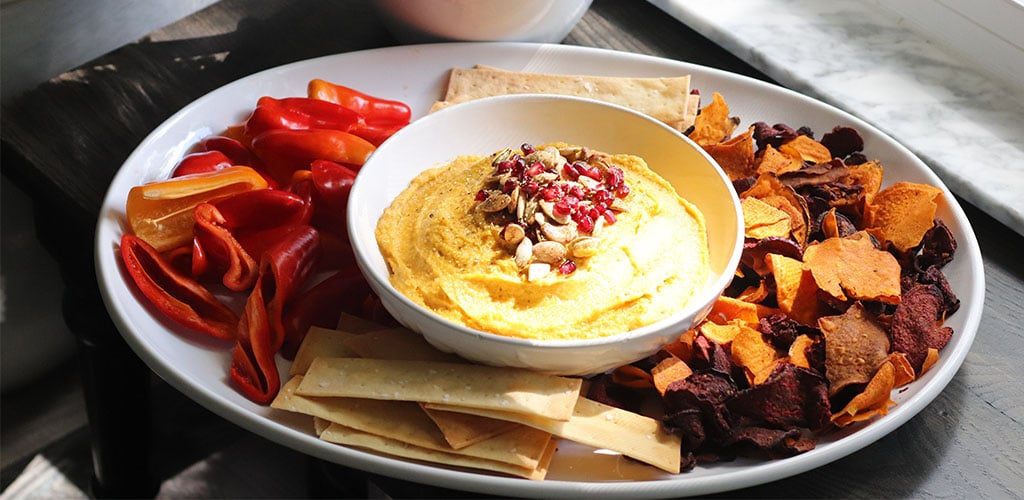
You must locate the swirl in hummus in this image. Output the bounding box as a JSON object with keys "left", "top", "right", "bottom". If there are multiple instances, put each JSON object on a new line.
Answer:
{"left": 375, "top": 143, "right": 709, "bottom": 340}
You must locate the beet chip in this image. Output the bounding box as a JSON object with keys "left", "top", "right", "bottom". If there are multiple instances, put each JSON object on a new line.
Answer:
{"left": 663, "top": 371, "right": 738, "bottom": 448}
{"left": 727, "top": 426, "right": 817, "bottom": 458}
{"left": 727, "top": 362, "right": 831, "bottom": 431}
{"left": 820, "top": 125, "right": 864, "bottom": 159}
{"left": 890, "top": 284, "right": 955, "bottom": 372}
{"left": 915, "top": 219, "right": 957, "bottom": 270}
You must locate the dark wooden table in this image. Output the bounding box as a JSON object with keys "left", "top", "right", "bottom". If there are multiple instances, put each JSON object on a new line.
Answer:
{"left": 3, "top": 0, "right": 1022, "bottom": 497}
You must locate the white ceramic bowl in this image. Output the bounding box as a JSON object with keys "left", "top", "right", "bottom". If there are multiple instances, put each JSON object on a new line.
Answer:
{"left": 372, "top": 0, "right": 593, "bottom": 44}
{"left": 348, "top": 94, "right": 743, "bottom": 375}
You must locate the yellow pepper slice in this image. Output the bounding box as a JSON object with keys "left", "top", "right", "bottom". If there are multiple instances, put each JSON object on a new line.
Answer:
{"left": 126, "top": 166, "right": 269, "bottom": 252}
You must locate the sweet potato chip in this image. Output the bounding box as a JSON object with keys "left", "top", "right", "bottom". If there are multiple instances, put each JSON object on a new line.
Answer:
{"left": 818, "top": 302, "right": 891, "bottom": 397}
{"left": 652, "top": 355, "right": 693, "bottom": 396}
{"left": 778, "top": 134, "right": 833, "bottom": 164}
{"left": 611, "top": 365, "right": 654, "bottom": 389}
{"left": 787, "top": 334, "right": 817, "bottom": 370}
{"left": 766, "top": 253, "right": 826, "bottom": 326}
{"left": 741, "top": 196, "right": 792, "bottom": 240}
{"left": 731, "top": 324, "right": 780, "bottom": 386}
{"left": 699, "top": 321, "right": 743, "bottom": 345}
{"left": 742, "top": 174, "right": 809, "bottom": 245}
{"left": 707, "top": 295, "right": 762, "bottom": 326}
{"left": 920, "top": 348, "right": 940, "bottom": 375}
{"left": 703, "top": 126, "right": 756, "bottom": 180}
{"left": 663, "top": 330, "right": 696, "bottom": 361}
{"left": 864, "top": 182, "right": 943, "bottom": 252}
{"left": 887, "top": 352, "right": 916, "bottom": 387}
{"left": 831, "top": 361, "right": 896, "bottom": 427}
{"left": 689, "top": 92, "right": 737, "bottom": 146}
{"left": 756, "top": 144, "right": 803, "bottom": 176}
{"left": 843, "top": 160, "right": 884, "bottom": 208}
{"left": 802, "top": 236, "right": 902, "bottom": 304}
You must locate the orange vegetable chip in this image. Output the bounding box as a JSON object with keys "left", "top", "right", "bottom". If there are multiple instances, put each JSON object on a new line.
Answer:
{"left": 699, "top": 321, "right": 743, "bottom": 345}
{"left": 920, "top": 347, "right": 940, "bottom": 376}
{"left": 778, "top": 134, "right": 833, "bottom": 164}
{"left": 741, "top": 175, "right": 809, "bottom": 245}
{"left": 736, "top": 281, "right": 772, "bottom": 304}
{"left": 741, "top": 196, "right": 792, "bottom": 240}
{"left": 756, "top": 144, "right": 803, "bottom": 176}
{"left": 803, "top": 236, "right": 902, "bottom": 305}
{"left": 887, "top": 352, "right": 916, "bottom": 387}
{"left": 844, "top": 160, "right": 884, "bottom": 207}
{"left": 831, "top": 360, "right": 897, "bottom": 427}
{"left": 730, "top": 324, "right": 780, "bottom": 386}
{"left": 707, "top": 295, "right": 762, "bottom": 326}
{"left": 818, "top": 302, "right": 891, "bottom": 397}
{"left": 864, "top": 182, "right": 943, "bottom": 252}
{"left": 652, "top": 355, "right": 693, "bottom": 396}
{"left": 612, "top": 364, "right": 654, "bottom": 389}
{"left": 703, "top": 126, "right": 756, "bottom": 180}
{"left": 689, "top": 92, "right": 737, "bottom": 146}
{"left": 766, "top": 253, "right": 826, "bottom": 326}
{"left": 787, "top": 334, "right": 817, "bottom": 370}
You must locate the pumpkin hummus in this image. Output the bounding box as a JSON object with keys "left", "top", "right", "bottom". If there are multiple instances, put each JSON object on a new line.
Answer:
{"left": 375, "top": 143, "right": 710, "bottom": 341}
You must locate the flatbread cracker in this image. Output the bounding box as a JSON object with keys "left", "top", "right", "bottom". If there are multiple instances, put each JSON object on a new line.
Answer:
{"left": 297, "top": 358, "right": 582, "bottom": 421}
{"left": 272, "top": 377, "right": 551, "bottom": 469}
{"left": 434, "top": 66, "right": 692, "bottom": 130}
{"left": 319, "top": 422, "right": 551, "bottom": 480}
{"left": 290, "top": 326, "right": 359, "bottom": 376}
{"left": 421, "top": 406, "right": 519, "bottom": 449}
{"left": 342, "top": 327, "right": 463, "bottom": 363}
{"left": 425, "top": 396, "right": 682, "bottom": 474}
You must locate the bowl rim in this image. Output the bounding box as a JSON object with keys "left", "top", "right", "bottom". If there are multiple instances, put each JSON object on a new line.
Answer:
{"left": 347, "top": 93, "right": 744, "bottom": 349}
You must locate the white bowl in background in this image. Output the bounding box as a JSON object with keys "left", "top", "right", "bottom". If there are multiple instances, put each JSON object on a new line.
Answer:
{"left": 372, "top": 0, "right": 593, "bottom": 44}
{"left": 347, "top": 94, "right": 743, "bottom": 375}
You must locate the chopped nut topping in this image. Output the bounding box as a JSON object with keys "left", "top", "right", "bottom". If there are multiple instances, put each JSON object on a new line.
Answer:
{"left": 474, "top": 143, "right": 632, "bottom": 279}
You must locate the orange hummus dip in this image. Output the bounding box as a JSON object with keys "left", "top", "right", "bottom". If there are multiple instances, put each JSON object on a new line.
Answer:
{"left": 375, "top": 143, "right": 710, "bottom": 340}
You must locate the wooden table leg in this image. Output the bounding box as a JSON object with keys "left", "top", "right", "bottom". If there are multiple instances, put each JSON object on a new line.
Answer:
{"left": 64, "top": 283, "right": 158, "bottom": 498}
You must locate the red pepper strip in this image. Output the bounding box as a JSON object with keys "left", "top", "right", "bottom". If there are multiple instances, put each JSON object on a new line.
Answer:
{"left": 243, "top": 96, "right": 364, "bottom": 144}
{"left": 280, "top": 267, "right": 371, "bottom": 359}
{"left": 199, "top": 135, "right": 258, "bottom": 167}
{"left": 193, "top": 190, "right": 310, "bottom": 291}
{"left": 250, "top": 128, "right": 375, "bottom": 185}
{"left": 230, "top": 226, "right": 320, "bottom": 404}
{"left": 307, "top": 79, "right": 412, "bottom": 126}
{"left": 346, "top": 121, "right": 405, "bottom": 146}
{"left": 309, "top": 159, "right": 357, "bottom": 237}
{"left": 172, "top": 150, "right": 234, "bottom": 178}
{"left": 119, "top": 234, "right": 238, "bottom": 341}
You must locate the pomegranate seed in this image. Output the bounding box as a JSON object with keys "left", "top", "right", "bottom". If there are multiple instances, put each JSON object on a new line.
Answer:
{"left": 615, "top": 184, "right": 631, "bottom": 198}
{"left": 562, "top": 163, "right": 579, "bottom": 180}
{"left": 588, "top": 207, "right": 600, "bottom": 220}
{"left": 502, "top": 179, "right": 517, "bottom": 193}
{"left": 526, "top": 161, "right": 545, "bottom": 177}
{"left": 558, "top": 260, "right": 577, "bottom": 274}
{"left": 540, "top": 187, "right": 560, "bottom": 201}
{"left": 595, "top": 202, "right": 608, "bottom": 214}
{"left": 568, "top": 184, "right": 586, "bottom": 199}
{"left": 594, "top": 189, "right": 614, "bottom": 206}
{"left": 497, "top": 160, "right": 514, "bottom": 173}
{"left": 577, "top": 214, "right": 595, "bottom": 233}
{"left": 603, "top": 211, "right": 617, "bottom": 224}
{"left": 521, "top": 143, "right": 536, "bottom": 155}
{"left": 584, "top": 166, "right": 602, "bottom": 181}
{"left": 604, "top": 166, "right": 624, "bottom": 188}
{"left": 474, "top": 190, "right": 488, "bottom": 201}
{"left": 563, "top": 195, "right": 579, "bottom": 208}
{"left": 523, "top": 181, "right": 539, "bottom": 197}
{"left": 554, "top": 200, "right": 572, "bottom": 216}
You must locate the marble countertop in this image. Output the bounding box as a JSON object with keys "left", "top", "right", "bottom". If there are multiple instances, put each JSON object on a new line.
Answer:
{"left": 649, "top": 0, "right": 1024, "bottom": 236}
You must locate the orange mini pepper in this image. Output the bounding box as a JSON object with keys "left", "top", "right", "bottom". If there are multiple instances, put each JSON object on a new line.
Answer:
{"left": 126, "top": 165, "right": 269, "bottom": 252}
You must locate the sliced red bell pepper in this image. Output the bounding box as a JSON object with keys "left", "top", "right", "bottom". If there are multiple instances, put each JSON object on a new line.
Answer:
{"left": 172, "top": 150, "right": 234, "bottom": 178}
{"left": 280, "top": 267, "right": 371, "bottom": 359}
{"left": 192, "top": 189, "right": 311, "bottom": 291}
{"left": 243, "top": 96, "right": 364, "bottom": 143}
{"left": 126, "top": 166, "right": 269, "bottom": 252}
{"left": 199, "top": 135, "right": 259, "bottom": 168}
{"left": 230, "top": 225, "right": 321, "bottom": 405}
{"left": 250, "top": 128, "right": 375, "bottom": 185}
{"left": 307, "top": 79, "right": 412, "bottom": 126}
{"left": 346, "top": 121, "right": 405, "bottom": 146}
{"left": 120, "top": 234, "right": 238, "bottom": 341}
{"left": 308, "top": 159, "right": 357, "bottom": 236}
